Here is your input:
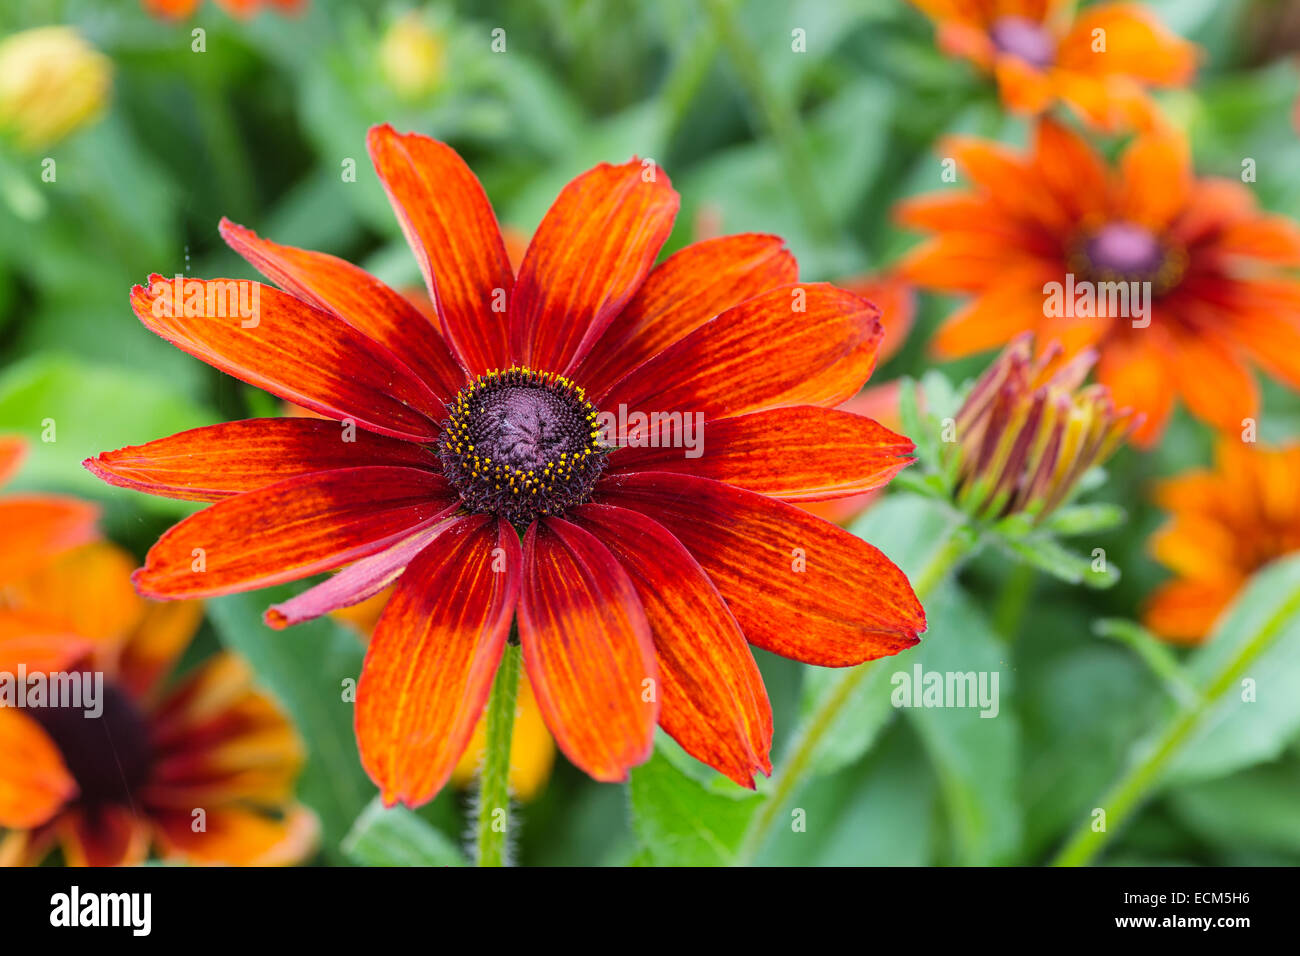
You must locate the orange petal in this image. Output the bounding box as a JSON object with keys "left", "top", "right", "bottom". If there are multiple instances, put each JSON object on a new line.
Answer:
{"left": 1143, "top": 577, "right": 1239, "bottom": 646}
{"left": 367, "top": 125, "right": 515, "bottom": 375}
{"left": 573, "top": 233, "right": 797, "bottom": 399}
{"left": 518, "top": 518, "right": 659, "bottom": 782}
{"left": 6, "top": 542, "right": 145, "bottom": 649}
{"left": 130, "top": 275, "right": 444, "bottom": 442}
{"left": 117, "top": 599, "right": 205, "bottom": 701}
{"left": 219, "top": 219, "right": 468, "bottom": 400}
{"left": 356, "top": 516, "right": 520, "bottom": 807}
{"left": 1056, "top": 3, "right": 1198, "bottom": 86}
{"left": 595, "top": 472, "right": 925, "bottom": 665}
{"left": 993, "top": 57, "right": 1055, "bottom": 114}
{"left": 0, "top": 613, "right": 93, "bottom": 673}
{"left": 0, "top": 496, "right": 100, "bottom": 584}
{"left": 153, "top": 803, "right": 318, "bottom": 866}
{"left": 1165, "top": 324, "right": 1258, "bottom": 434}
{"left": 0, "top": 707, "right": 75, "bottom": 829}
{"left": 929, "top": 265, "right": 1061, "bottom": 359}
{"left": 607, "top": 405, "right": 914, "bottom": 501}
{"left": 0, "top": 435, "right": 25, "bottom": 487}
{"left": 512, "top": 159, "right": 679, "bottom": 373}
{"left": 87, "top": 418, "right": 439, "bottom": 503}
{"left": 134, "top": 466, "right": 458, "bottom": 599}
{"left": 839, "top": 274, "right": 916, "bottom": 364}
{"left": 1096, "top": 329, "right": 1175, "bottom": 447}
{"left": 1115, "top": 127, "right": 1192, "bottom": 230}
{"left": 1032, "top": 118, "right": 1110, "bottom": 221}
{"left": 571, "top": 504, "right": 772, "bottom": 788}
{"left": 603, "top": 284, "right": 883, "bottom": 419}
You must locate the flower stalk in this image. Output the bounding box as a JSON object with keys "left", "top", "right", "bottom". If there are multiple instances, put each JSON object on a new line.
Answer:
{"left": 475, "top": 641, "right": 522, "bottom": 867}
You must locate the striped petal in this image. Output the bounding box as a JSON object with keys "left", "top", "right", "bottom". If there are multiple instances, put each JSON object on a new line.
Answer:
{"left": 595, "top": 472, "right": 925, "bottom": 666}
{"left": 86, "top": 418, "right": 439, "bottom": 503}
{"left": 511, "top": 159, "right": 679, "bottom": 372}
{"left": 356, "top": 515, "right": 520, "bottom": 807}
{"left": 518, "top": 518, "right": 659, "bottom": 782}
{"left": 571, "top": 504, "right": 772, "bottom": 788}
{"left": 368, "top": 125, "right": 515, "bottom": 375}
{"left": 134, "top": 466, "right": 458, "bottom": 599}
{"left": 130, "top": 275, "right": 444, "bottom": 442}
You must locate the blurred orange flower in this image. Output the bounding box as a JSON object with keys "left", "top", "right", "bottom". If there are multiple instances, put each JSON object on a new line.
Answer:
{"left": 143, "top": 0, "right": 306, "bottom": 21}
{"left": 898, "top": 118, "right": 1300, "bottom": 447}
{"left": 910, "top": 0, "right": 1197, "bottom": 130}
{"left": 0, "top": 440, "right": 315, "bottom": 866}
{"left": 1145, "top": 440, "right": 1300, "bottom": 645}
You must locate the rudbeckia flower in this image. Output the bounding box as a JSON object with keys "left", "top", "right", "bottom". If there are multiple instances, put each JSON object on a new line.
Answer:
{"left": 87, "top": 125, "right": 925, "bottom": 804}
{"left": 0, "top": 27, "right": 111, "bottom": 153}
{"left": 1145, "top": 440, "right": 1300, "bottom": 645}
{"left": 142, "top": 0, "right": 305, "bottom": 21}
{"left": 909, "top": 0, "right": 1197, "bottom": 130}
{"left": 0, "top": 459, "right": 316, "bottom": 866}
{"left": 898, "top": 118, "right": 1300, "bottom": 446}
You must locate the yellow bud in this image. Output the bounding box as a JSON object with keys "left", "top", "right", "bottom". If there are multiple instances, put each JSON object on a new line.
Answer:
{"left": 379, "top": 12, "right": 446, "bottom": 100}
{"left": 0, "top": 27, "right": 112, "bottom": 152}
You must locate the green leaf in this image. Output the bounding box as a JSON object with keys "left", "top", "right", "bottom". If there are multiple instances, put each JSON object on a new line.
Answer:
{"left": 628, "top": 747, "right": 762, "bottom": 866}
{"left": 0, "top": 355, "right": 214, "bottom": 512}
{"left": 1167, "top": 761, "right": 1300, "bottom": 859}
{"left": 997, "top": 534, "right": 1119, "bottom": 589}
{"left": 1165, "top": 554, "right": 1300, "bottom": 785}
{"left": 904, "top": 585, "right": 1022, "bottom": 864}
{"left": 342, "top": 798, "right": 468, "bottom": 867}
{"left": 207, "top": 587, "right": 373, "bottom": 863}
{"left": 1041, "top": 502, "right": 1126, "bottom": 536}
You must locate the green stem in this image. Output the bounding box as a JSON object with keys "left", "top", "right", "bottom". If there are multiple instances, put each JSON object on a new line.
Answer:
{"left": 1052, "top": 585, "right": 1300, "bottom": 866}
{"left": 993, "top": 563, "right": 1035, "bottom": 644}
{"left": 476, "top": 642, "right": 521, "bottom": 867}
{"left": 733, "top": 523, "right": 979, "bottom": 866}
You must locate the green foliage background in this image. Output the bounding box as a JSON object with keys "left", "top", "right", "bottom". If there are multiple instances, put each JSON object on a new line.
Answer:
{"left": 2, "top": 0, "right": 1299, "bottom": 866}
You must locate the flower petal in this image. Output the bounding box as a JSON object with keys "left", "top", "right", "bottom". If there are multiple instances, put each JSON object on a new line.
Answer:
{"left": 133, "top": 466, "right": 458, "bottom": 599}
{"left": 572, "top": 233, "right": 796, "bottom": 399}
{"left": 0, "top": 706, "right": 75, "bottom": 829}
{"left": 595, "top": 472, "right": 925, "bottom": 665}
{"left": 265, "top": 513, "right": 463, "bottom": 628}
{"left": 153, "top": 803, "right": 319, "bottom": 866}
{"left": 367, "top": 125, "right": 515, "bottom": 375}
{"left": 0, "top": 435, "right": 25, "bottom": 487}
{"left": 571, "top": 504, "right": 772, "bottom": 788}
{"left": 511, "top": 159, "right": 679, "bottom": 373}
{"left": 86, "top": 417, "right": 439, "bottom": 503}
{"left": 602, "top": 284, "right": 883, "bottom": 419}
{"left": 58, "top": 806, "right": 151, "bottom": 867}
{"left": 0, "top": 496, "right": 100, "bottom": 584}
{"left": 518, "top": 518, "right": 659, "bottom": 782}
{"left": 130, "top": 275, "right": 444, "bottom": 442}
{"left": 356, "top": 515, "right": 520, "bottom": 807}
{"left": 219, "top": 219, "right": 468, "bottom": 400}
{"left": 607, "top": 405, "right": 914, "bottom": 501}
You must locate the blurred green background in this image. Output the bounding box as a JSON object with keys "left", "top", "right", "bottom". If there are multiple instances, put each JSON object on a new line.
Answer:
{"left": 2, "top": 0, "right": 1300, "bottom": 866}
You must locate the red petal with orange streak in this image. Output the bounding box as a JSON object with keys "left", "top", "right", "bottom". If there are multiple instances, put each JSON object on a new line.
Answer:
{"left": 219, "top": 219, "right": 468, "bottom": 400}
{"left": 367, "top": 125, "right": 515, "bottom": 375}
{"left": 153, "top": 804, "right": 318, "bottom": 866}
{"left": 511, "top": 159, "right": 679, "bottom": 373}
{"left": 518, "top": 518, "right": 659, "bottom": 782}
{"left": 607, "top": 405, "right": 914, "bottom": 501}
{"left": 86, "top": 417, "right": 439, "bottom": 503}
{"left": 595, "top": 472, "right": 925, "bottom": 666}
{"left": 58, "top": 806, "right": 151, "bottom": 867}
{"left": 570, "top": 504, "right": 772, "bottom": 788}
{"left": 573, "top": 233, "right": 796, "bottom": 400}
{"left": 602, "top": 284, "right": 883, "bottom": 420}
{"left": 356, "top": 516, "right": 520, "bottom": 807}
{"left": 0, "top": 707, "right": 76, "bottom": 829}
{"left": 130, "top": 275, "right": 443, "bottom": 442}
{"left": 134, "top": 466, "right": 459, "bottom": 599}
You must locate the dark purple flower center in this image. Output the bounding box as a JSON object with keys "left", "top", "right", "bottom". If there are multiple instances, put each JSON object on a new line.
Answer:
{"left": 438, "top": 367, "right": 608, "bottom": 526}
{"left": 1072, "top": 221, "right": 1187, "bottom": 293}
{"left": 989, "top": 16, "right": 1056, "bottom": 70}
{"left": 31, "top": 681, "right": 154, "bottom": 810}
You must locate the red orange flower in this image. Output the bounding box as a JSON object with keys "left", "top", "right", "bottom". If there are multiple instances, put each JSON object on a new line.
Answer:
{"left": 87, "top": 125, "right": 925, "bottom": 804}
{"left": 898, "top": 118, "right": 1300, "bottom": 446}
{"left": 0, "top": 444, "right": 315, "bottom": 866}
{"left": 1145, "top": 440, "right": 1300, "bottom": 645}
{"left": 142, "top": 0, "right": 305, "bottom": 21}
{"left": 910, "top": 0, "right": 1197, "bottom": 130}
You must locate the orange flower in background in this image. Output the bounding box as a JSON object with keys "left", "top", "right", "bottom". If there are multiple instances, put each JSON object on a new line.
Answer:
{"left": 0, "top": 446, "right": 316, "bottom": 866}
{"left": 1145, "top": 440, "right": 1300, "bottom": 645}
{"left": 143, "top": 0, "right": 305, "bottom": 21}
{"left": 898, "top": 118, "right": 1300, "bottom": 447}
{"left": 910, "top": 0, "right": 1196, "bottom": 130}
{"left": 87, "top": 125, "right": 925, "bottom": 805}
